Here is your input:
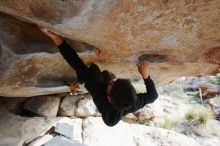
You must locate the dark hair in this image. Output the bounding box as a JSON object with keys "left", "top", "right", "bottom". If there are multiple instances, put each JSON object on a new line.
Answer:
{"left": 110, "top": 79, "right": 137, "bottom": 110}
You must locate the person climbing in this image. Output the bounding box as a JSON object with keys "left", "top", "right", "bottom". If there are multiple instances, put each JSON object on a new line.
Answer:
{"left": 39, "top": 27, "right": 158, "bottom": 127}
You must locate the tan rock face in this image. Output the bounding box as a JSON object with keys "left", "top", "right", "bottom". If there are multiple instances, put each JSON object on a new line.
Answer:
{"left": 0, "top": 0, "right": 219, "bottom": 97}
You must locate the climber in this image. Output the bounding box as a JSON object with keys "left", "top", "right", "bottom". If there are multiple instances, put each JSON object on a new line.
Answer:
{"left": 39, "top": 27, "right": 158, "bottom": 127}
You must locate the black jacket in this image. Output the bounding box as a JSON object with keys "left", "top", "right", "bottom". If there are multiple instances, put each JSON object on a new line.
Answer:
{"left": 58, "top": 41, "right": 158, "bottom": 126}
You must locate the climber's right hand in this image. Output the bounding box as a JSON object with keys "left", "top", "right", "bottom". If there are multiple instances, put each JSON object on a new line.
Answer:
{"left": 38, "top": 26, "right": 63, "bottom": 46}
{"left": 137, "top": 59, "right": 149, "bottom": 79}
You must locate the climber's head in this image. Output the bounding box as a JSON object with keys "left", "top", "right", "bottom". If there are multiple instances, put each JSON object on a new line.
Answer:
{"left": 107, "top": 79, "right": 137, "bottom": 110}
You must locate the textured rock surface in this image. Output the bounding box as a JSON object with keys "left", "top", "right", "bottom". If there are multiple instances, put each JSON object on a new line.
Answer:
{"left": 23, "top": 95, "right": 61, "bottom": 117}
{"left": 130, "top": 123, "right": 200, "bottom": 146}
{"left": 82, "top": 117, "right": 200, "bottom": 146}
{"left": 44, "top": 136, "right": 87, "bottom": 146}
{"left": 60, "top": 94, "right": 99, "bottom": 117}
{"left": 150, "top": 95, "right": 190, "bottom": 119}
{"left": 0, "top": 0, "right": 220, "bottom": 97}
{"left": 0, "top": 113, "right": 56, "bottom": 146}
{"left": 28, "top": 134, "right": 54, "bottom": 146}
{"left": 59, "top": 94, "right": 87, "bottom": 116}
{"left": 0, "top": 97, "right": 28, "bottom": 114}
{"left": 75, "top": 95, "right": 97, "bottom": 117}
{"left": 134, "top": 106, "right": 155, "bottom": 121}
{"left": 83, "top": 117, "right": 135, "bottom": 146}
{"left": 200, "top": 84, "right": 220, "bottom": 99}
{"left": 209, "top": 97, "right": 220, "bottom": 120}
{"left": 55, "top": 117, "right": 83, "bottom": 142}
{"left": 185, "top": 76, "right": 220, "bottom": 98}
{"left": 0, "top": 13, "right": 73, "bottom": 97}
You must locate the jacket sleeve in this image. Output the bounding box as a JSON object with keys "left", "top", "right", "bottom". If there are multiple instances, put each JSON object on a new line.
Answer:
{"left": 58, "top": 40, "right": 91, "bottom": 82}
{"left": 123, "top": 76, "right": 158, "bottom": 115}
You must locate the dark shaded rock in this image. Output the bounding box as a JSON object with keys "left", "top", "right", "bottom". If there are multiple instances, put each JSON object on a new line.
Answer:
{"left": 0, "top": 97, "right": 28, "bottom": 114}
{"left": 23, "top": 95, "right": 61, "bottom": 117}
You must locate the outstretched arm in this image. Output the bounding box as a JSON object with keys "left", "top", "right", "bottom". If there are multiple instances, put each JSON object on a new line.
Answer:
{"left": 133, "top": 76, "right": 158, "bottom": 110}
{"left": 123, "top": 60, "right": 158, "bottom": 114}
{"left": 39, "top": 27, "right": 91, "bottom": 82}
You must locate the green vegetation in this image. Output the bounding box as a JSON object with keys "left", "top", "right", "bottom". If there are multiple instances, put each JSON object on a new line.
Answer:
{"left": 185, "top": 111, "right": 196, "bottom": 122}
{"left": 137, "top": 120, "right": 151, "bottom": 126}
{"left": 184, "top": 107, "right": 214, "bottom": 126}
{"left": 122, "top": 118, "right": 134, "bottom": 124}
{"left": 122, "top": 117, "right": 151, "bottom": 126}
{"left": 132, "top": 83, "right": 146, "bottom": 94}
{"left": 210, "top": 73, "right": 220, "bottom": 85}
{"left": 131, "top": 73, "right": 220, "bottom": 139}
{"left": 162, "top": 119, "right": 175, "bottom": 130}
{"left": 197, "top": 112, "right": 209, "bottom": 125}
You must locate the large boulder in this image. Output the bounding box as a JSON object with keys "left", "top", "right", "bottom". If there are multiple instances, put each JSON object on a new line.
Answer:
{"left": 59, "top": 94, "right": 86, "bottom": 116}
{"left": 82, "top": 117, "right": 200, "bottom": 146}
{"left": 0, "top": 0, "right": 220, "bottom": 97}
{"left": 200, "top": 84, "right": 220, "bottom": 99}
{"left": 184, "top": 76, "right": 220, "bottom": 99}
{"left": 59, "top": 94, "right": 98, "bottom": 117}
{"left": 208, "top": 97, "right": 220, "bottom": 120}
{"left": 75, "top": 96, "right": 97, "bottom": 117}
{"left": 44, "top": 136, "right": 87, "bottom": 146}
{"left": 0, "top": 113, "right": 56, "bottom": 146}
{"left": 23, "top": 95, "right": 61, "bottom": 117}
{"left": 133, "top": 106, "right": 155, "bottom": 121}
{"left": 0, "top": 97, "right": 28, "bottom": 114}
{"left": 0, "top": 13, "right": 73, "bottom": 97}
{"left": 54, "top": 117, "right": 83, "bottom": 143}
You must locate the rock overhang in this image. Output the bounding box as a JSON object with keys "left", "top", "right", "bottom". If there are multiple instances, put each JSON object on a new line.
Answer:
{"left": 0, "top": 0, "right": 219, "bottom": 97}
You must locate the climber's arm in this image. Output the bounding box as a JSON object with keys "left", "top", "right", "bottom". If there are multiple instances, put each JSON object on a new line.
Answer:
{"left": 58, "top": 41, "right": 92, "bottom": 82}
{"left": 123, "top": 60, "right": 158, "bottom": 114}
{"left": 124, "top": 76, "right": 158, "bottom": 114}
{"left": 39, "top": 27, "right": 91, "bottom": 82}
{"left": 135, "top": 60, "right": 158, "bottom": 106}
